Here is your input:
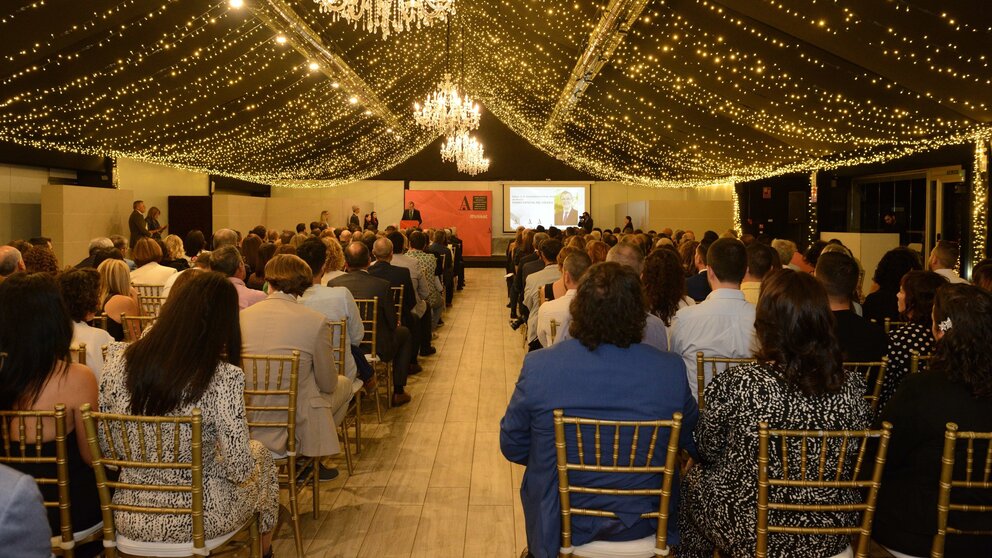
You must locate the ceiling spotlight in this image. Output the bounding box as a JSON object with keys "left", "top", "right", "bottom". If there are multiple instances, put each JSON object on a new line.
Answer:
{"left": 364, "top": 110, "right": 372, "bottom": 116}
{"left": 275, "top": 35, "right": 287, "bottom": 45}
{"left": 229, "top": 0, "right": 244, "bottom": 8}
{"left": 308, "top": 62, "right": 319, "bottom": 71}
{"left": 331, "top": 82, "right": 339, "bottom": 88}
{"left": 349, "top": 96, "right": 358, "bottom": 104}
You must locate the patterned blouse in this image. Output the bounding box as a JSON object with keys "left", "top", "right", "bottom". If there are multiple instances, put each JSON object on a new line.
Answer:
{"left": 677, "top": 362, "right": 872, "bottom": 558}
{"left": 99, "top": 343, "right": 279, "bottom": 542}
{"left": 878, "top": 322, "right": 934, "bottom": 412}
{"left": 407, "top": 249, "right": 442, "bottom": 307}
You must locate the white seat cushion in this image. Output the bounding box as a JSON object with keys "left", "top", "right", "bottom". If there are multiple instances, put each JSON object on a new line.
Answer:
{"left": 827, "top": 546, "right": 854, "bottom": 558}
{"left": 115, "top": 526, "right": 242, "bottom": 557}
{"left": 880, "top": 545, "right": 925, "bottom": 558}
{"left": 570, "top": 535, "right": 664, "bottom": 558}
{"left": 50, "top": 521, "right": 104, "bottom": 551}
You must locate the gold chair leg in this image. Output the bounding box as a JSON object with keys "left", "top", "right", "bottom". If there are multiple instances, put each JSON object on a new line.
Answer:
{"left": 286, "top": 459, "right": 304, "bottom": 558}
{"left": 312, "top": 457, "right": 320, "bottom": 520}
{"left": 340, "top": 423, "right": 354, "bottom": 475}
{"left": 372, "top": 367, "right": 383, "bottom": 422}
{"left": 355, "top": 396, "right": 362, "bottom": 454}
{"left": 386, "top": 363, "right": 394, "bottom": 409}
{"left": 249, "top": 512, "right": 261, "bottom": 558}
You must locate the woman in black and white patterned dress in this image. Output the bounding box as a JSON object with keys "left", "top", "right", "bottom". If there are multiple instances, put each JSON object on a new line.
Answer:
{"left": 99, "top": 272, "right": 279, "bottom": 556}
{"left": 677, "top": 269, "right": 872, "bottom": 558}
{"left": 877, "top": 271, "right": 947, "bottom": 411}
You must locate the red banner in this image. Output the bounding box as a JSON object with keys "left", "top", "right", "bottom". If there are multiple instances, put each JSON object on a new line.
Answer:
{"left": 403, "top": 191, "right": 492, "bottom": 256}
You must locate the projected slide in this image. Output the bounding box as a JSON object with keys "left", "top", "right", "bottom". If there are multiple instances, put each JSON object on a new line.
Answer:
{"left": 505, "top": 185, "right": 588, "bottom": 231}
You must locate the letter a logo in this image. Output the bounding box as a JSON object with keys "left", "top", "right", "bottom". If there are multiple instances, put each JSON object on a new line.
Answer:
{"left": 459, "top": 196, "right": 470, "bottom": 210}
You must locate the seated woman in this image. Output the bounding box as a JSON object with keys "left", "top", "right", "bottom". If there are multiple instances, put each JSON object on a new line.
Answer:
{"left": 318, "top": 237, "right": 347, "bottom": 285}
{"left": 878, "top": 270, "right": 947, "bottom": 411}
{"left": 128, "top": 237, "right": 177, "bottom": 286}
{"left": 643, "top": 247, "right": 693, "bottom": 327}
{"left": 863, "top": 247, "right": 922, "bottom": 323}
{"left": 501, "top": 262, "right": 699, "bottom": 558}
{"left": 677, "top": 269, "right": 872, "bottom": 558}
{"left": 100, "top": 272, "right": 279, "bottom": 555}
{"left": 160, "top": 235, "right": 190, "bottom": 272}
{"left": 246, "top": 243, "right": 276, "bottom": 291}
{"left": 97, "top": 258, "right": 140, "bottom": 341}
{"left": 0, "top": 273, "right": 102, "bottom": 548}
{"left": 873, "top": 284, "right": 992, "bottom": 557}
{"left": 58, "top": 268, "right": 114, "bottom": 380}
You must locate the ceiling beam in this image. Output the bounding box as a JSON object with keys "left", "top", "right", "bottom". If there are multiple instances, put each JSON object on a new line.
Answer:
{"left": 249, "top": 0, "right": 403, "bottom": 131}
{"left": 543, "top": 0, "right": 651, "bottom": 135}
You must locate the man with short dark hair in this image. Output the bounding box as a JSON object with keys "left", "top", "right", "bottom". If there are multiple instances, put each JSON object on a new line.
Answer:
{"left": 128, "top": 200, "right": 150, "bottom": 249}
{"left": 815, "top": 252, "right": 887, "bottom": 362}
{"left": 330, "top": 242, "right": 417, "bottom": 406}
{"left": 369, "top": 238, "right": 422, "bottom": 361}
{"left": 296, "top": 223, "right": 306, "bottom": 234}
{"left": 740, "top": 242, "right": 779, "bottom": 305}
{"left": 389, "top": 232, "right": 435, "bottom": 356}
{"left": 670, "top": 238, "right": 755, "bottom": 400}
{"left": 685, "top": 242, "right": 711, "bottom": 302}
{"left": 210, "top": 245, "right": 265, "bottom": 310}
{"left": 403, "top": 201, "right": 422, "bottom": 226}
{"left": 929, "top": 240, "right": 968, "bottom": 284}
{"left": 536, "top": 252, "right": 591, "bottom": 347}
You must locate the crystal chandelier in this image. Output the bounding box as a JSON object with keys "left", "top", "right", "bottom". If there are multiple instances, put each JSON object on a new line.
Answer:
{"left": 314, "top": 0, "right": 455, "bottom": 40}
{"left": 441, "top": 133, "right": 489, "bottom": 175}
{"left": 413, "top": 73, "right": 480, "bottom": 137}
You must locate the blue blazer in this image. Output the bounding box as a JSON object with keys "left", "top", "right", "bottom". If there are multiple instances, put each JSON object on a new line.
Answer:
{"left": 500, "top": 339, "right": 699, "bottom": 558}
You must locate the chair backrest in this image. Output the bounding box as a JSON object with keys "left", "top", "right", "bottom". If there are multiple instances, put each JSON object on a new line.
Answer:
{"left": 0, "top": 404, "right": 75, "bottom": 554}
{"left": 549, "top": 319, "right": 559, "bottom": 344}
{"left": 120, "top": 313, "right": 156, "bottom": 343}
{"left": 101, "top": 344, "right": 110, "bottom": 364}
{"left": 131, "top": 284, "right": 163, "bottom": 298}
{"left": 91, "top": 313, "right": 109, "bottom": 333}
{"left": 137, "top": 295, "right": 167, "bottom": 318}
{"left": 328, "top": 320, "right": 347, "bottom": 376}
{"left": 71, "top": 343, "right": 87, "bottom": 366}
{"left": 883, "top": 317, "right": 908, "bottom": 335}
{"left": 695, "top": 352, "right": 757, "bottom": 410}
{"left": 932, "top": 423, "right": 992, "bottom": 557}
{"left": 756, "top": 421, "right": 893, "bottom": 558}
{"left": 241, "top": 351, "right": 301, "bottom": 458}
{"left": 553, "top": 409, "right": 684, "bottom": 557}
{"left": 843, "top": 358, "right": 888, "bottom": 413}
{"left": 910, "top": 350, "right": 933, "bottom": 375}
{"left": 390, "top": 285, "right": 404, "bottom": 327}
{"left": 80, "top": 404, "right": 208, "bottom": 554}
{"left": 354, "top": 298, "right": 379, "bottom": 357}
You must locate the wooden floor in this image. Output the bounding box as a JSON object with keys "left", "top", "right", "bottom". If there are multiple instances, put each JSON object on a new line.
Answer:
{"left": 271, "top": 267, "right": 528, "bottom": 558}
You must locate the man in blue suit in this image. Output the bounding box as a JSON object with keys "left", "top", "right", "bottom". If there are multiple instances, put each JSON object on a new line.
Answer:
{"left": 500, "top": 262, "right": 699, "bottom": 558}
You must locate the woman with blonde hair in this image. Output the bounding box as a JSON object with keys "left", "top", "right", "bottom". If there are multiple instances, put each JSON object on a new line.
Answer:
{"left": 585, "top": 240, "right": 608, "bottom": 264}
{"left": 319, "top": 237, "right": 347, "bottom": 285}
{"left": 161, "top": 235, "right": 190, "bottom": 271}
{"left": 98, "top": 258, "right": 139, "bottom": 341}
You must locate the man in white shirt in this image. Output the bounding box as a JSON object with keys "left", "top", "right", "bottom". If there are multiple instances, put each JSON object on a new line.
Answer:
{"left": 210, "top": 246, "right": 266, "bottom": 310}
{"left": 537, "top": 252, "right": 590, "bottom": 347}
{"left": 524, "top": 239, "right": 563, "bottom": 348}
{"left": 670, "top": 237, "right": 756, "bottom": 401}
{"left": 740, "top": 242, "right": 778, "bottom": 306}
{"left": 929, "top": 240, "right": 969, "bottom": 284}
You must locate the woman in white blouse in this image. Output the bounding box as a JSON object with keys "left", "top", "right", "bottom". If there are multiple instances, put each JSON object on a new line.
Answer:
{"left": 57, "top": 268, "right": 114, "bottom": 380}
{"left": 129, "top": 237, "right": 177, "bottom": 286}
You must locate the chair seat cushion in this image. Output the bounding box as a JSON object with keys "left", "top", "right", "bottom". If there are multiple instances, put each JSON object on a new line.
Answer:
{"left": 115, "top": 526, "right": 242, "bottom": 557}
{"left": 571, "top": 535, "right": 662, "bottom": 558}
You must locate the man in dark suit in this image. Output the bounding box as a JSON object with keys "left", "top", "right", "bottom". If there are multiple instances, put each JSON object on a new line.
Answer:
{"left": 501, "top": 262, "right": 698, "bottom": 558}
{"left": 512, "top": 232, "right": 548, "bottom": 327}
{"left": 685, "top": 241, "right": 712, "bottom": 303}
{"left": 348, "top": 205, "right": 361, "bottom": 230}
{"left": 815, "top": 251, "right": 888, "bottom": 362}
{"left": 369, "top": 238, "right": 428, "bottom": 368}
{"left": 403, "top": 201, "right": 423, "bottom": 226}
{"left": 554, "top": 191, "right": 579, "bottom": 226}
{"left": 330, "top": 241, "right": 417, "bottom": 406}
{"left": 128, "top": 200, "right": 150, "bottom": 249}
{"left": 450, "top": 229, "right": 465, "bottom": 290}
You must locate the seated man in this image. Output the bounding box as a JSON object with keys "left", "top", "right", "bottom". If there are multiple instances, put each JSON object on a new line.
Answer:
{"left": 740, "top": 242, "right": 779, "bottom": 306}
{"left": 368, "top": 238, "right": 426, "bottom": 367}
{"left": 210, "top": 245, "right": 265, "bottom": 310}
{"left": 330, "top": 242, "right": 417, "bottom": 406}
{"left": 536, "top": 251, "right": 591, "bottom": 347}
{"left": 240, "top": 254, "right": 353, "bottom": 480}
{"left": 523, "top": 239, "right": 563, "bottom": 349}
{"left": 388, "top": 231, "right": 434, "bottom": 356}
{"left": 501, "top": 262, "right": 698, "bottom": 558}
{"left": 815, "top": 251, "right": 888, "bottom": 362}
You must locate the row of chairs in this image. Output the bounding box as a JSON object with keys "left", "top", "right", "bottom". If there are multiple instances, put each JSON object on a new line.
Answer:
{"left": 552, "top": 408, "right": 991, "bottom": 558}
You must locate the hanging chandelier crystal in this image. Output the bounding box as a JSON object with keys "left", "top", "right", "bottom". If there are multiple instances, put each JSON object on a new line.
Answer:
{"left": 441, "top": 133, "right": 489, "bottom": 175}
{"left": 413, "top": 73, "right": 480, "bottom": 137}
{"left": 314, "top": 0, "right": 455, "bottom": 40}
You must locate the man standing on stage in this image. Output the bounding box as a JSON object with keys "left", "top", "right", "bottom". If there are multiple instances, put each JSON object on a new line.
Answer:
{"left": 128, "top": 200, "right": 150, "bottom": 249}
{"left": 404, "top": 201, "right": 423, "bottom": 226}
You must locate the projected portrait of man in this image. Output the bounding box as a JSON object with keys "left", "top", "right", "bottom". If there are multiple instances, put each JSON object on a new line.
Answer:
{"left": 555, "top": 190, "right": 579, "bottom": 226}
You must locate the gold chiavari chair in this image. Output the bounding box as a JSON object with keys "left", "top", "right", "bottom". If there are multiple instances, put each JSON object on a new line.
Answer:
{"left": 549, "top": 319, "right": 559, "bottom": 345}
{"left": 552, "top": 409, "right": 685, "bottom": 557}
{"left": 120, "top": 313, "right": 156, "bottom": 343}
{"left": 71, "top": 343, "right": 87, "bottom": 366}
{"left": 131, "top": 284, "right": 163, "bottom": 299}
{"left": 695, "top": 353, "right": 757, "bottom": 411}
{"left": 390, "top": 285, "right": 404, "bottom": 328}
{"left": 80, "top": 404, "right": 261, "bottom": 558}
{"left": 756, "top": 421, "right": 893, "bottom": 558}
{"left": 910, "top": 350, "right": 933, "bottom": 375}
{"left": 241, "top": 350, "right": 309, "bottom": 556}
{"left": 883, "top": 317, "right": 908, "bottom": 335}
{"left": 329, "top": 320, "right": 360, "bottom": 473}
{"left": 931, "top": 423, "right": 992, "bottom": 557}
{"left": 101, "top": 345, "right": 110, "bottom": 364}
{"left": 0, "top": 404, "right": 102, "bottom": 557}
{"left": 136, "top": 294, "right": 167, "bottom": 318}
{"left": 354, "top": 297, "right": 386, "bottom": 421}
{"left": 90, "top": 313, "right": 109, "bottom": 333}
{"left": 843, "top": 357, "right": 888, "bottom": 414}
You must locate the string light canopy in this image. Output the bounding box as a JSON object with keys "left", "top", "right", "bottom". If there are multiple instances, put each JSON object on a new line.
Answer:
{"left": 0, "top": 1, "right": 989, "bottom": 189}
{"left": 313, "top": 0, "right": 455, "bottom": 40}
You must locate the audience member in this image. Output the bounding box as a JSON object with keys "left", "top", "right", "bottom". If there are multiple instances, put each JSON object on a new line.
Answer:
{"left": 129, "top": 237, "right": 177, "bottom": 285}
{"left": 605, "top": 242, "right": 644, "bottom": 275}
{"left": 684, "top": 242, "right": 711, "bottom": 302}
{"left": 75, "top": 237, "right": 114, "bottom": 268}
{"left": 212, "top": 228, "right": 239, "bottom": 250}
{"left": 163, "top": 234, "right": 191, "bottom": 269}
{"left": 740, "top": 242, "right": 779, "bottom": 305}
{"left": 973, "top": 258, "right": 992, "bottom": 291}
{"left": 97, "top": 259, "right": 139, "bottom": 341}
{"left": 23, "top": 244, "right": 59, "bottom": 275}
{"left": 501, "top": 261, "right": 698, "bottom": 558}
{"left": 771, "top": 238, "right": 798, "bottom": 271}
{"left": 247, "top": 242, "right": 276, "bottom": 291}
{"left": 0, "top": 273, "right": 102, "bottom": 542}
{"left": 388, "top": 232, "right": 434, "bottom": 356}
{"left": 407, "top": 231, "right": 443, "bottom": 328}
{"left": 0, "top": 464, "right": 51, "bottom": 556}
{"left": 184, "top": 229, "right": 206, "bottom": 259}
{"left": 670, "top": 238, "right": 754, "bottom": 400}
{"left": 330, "top": 242, "right": 417, "bottom": 405}
{"left": 873, "top": 284, "right": 992, "bottom": 557}
{"left": 58, "top": 268, "right": 114, "bottom": 380}
{"left": 862, "top": 246, "right": 922, "bottom": 322}
{"left": 369, "top": 238, "right": 424, "bottom": 361}
{"left": 929, "top": 240, "right": 968, "bottom": 284}
{"left": 101, "top": 272, "right": 278, "bottom": 553}
{"left": 108, "top": 234, "right": 136, "bottom": 270}
{"left": 878, "top": 270, "right": 947, "bottom": 411}
{"left": 642, "top": 248, "right": 692, "bottom": 327}
{"left": 677, "top": 269, "right": 871, "bottom": 557}
{"left": 241, "top": 234, "right": 262, "bottom": 275}
{"left": 815, "top": 252, "right": 887, "bottom": 362}
{"left": 210, "top": 245, "right": 266, "bottom": 310}
{"left": 0, "top": 245, "right": 25, "bottom": 282}
{"left": 535, "top": 251, "right": 591, "bottom": 347}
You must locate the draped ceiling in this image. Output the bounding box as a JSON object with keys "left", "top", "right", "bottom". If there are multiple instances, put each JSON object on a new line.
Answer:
{"left": 0, "top": 0, "right": 990, "bottom": 188}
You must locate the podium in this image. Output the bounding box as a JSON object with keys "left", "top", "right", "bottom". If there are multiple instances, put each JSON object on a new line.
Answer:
{"left": 400, "top": 219, "right": 422, "bottom": 230}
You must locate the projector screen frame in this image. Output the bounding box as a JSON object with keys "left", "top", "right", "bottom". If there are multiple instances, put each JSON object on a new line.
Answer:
{"left": 501, "top": 181, "right": 593, "bottom": 233}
